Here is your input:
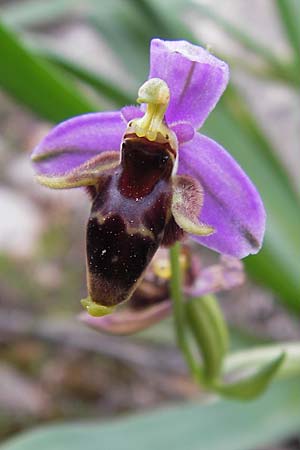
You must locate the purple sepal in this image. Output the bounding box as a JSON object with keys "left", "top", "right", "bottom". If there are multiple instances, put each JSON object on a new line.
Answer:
{"left": 149, "top": 39, "right": 229, "bottom": 129}
{"left": 170, "top": 122, "right": 194, "bottom": 144}
{"left": 178, "top": 133, "right": 266, "bottom": 258}
{"left": 31, "top": 111, "right": 126, "bottom": 176}
{"left": 186, "top": 255, "right": 245, "bottom": 296}
{"left": 121, "top": 105, "right": 143, "bottom": 122}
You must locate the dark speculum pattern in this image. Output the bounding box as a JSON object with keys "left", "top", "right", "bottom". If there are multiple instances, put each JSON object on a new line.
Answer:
{"left": 86, "top": 136, "right": 175, "bottom": 307}
{"left": 87, "top": 215, "right": 157, "bottom": 306}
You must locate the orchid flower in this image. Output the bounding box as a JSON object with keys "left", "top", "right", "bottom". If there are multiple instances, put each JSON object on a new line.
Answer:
{"left": 31, "top": 39, "right": 265, "bottom": 317}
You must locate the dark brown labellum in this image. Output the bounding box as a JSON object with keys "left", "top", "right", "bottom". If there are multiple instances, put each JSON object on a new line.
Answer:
{"left": 86, "top": 135, "right": 175, "bottom": 307}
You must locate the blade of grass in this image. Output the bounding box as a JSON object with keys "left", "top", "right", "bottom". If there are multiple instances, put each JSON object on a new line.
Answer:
{"left": 0, "top": 20, "right": 97, "bottom": 122}
{"left": 226, "top": 342, "right": 300, "bottom": 380}
{"left": 89, "top": 0, "right": 195, "bottom": 81}
{"left": 217, "top": 55, "right": 299, "bottom": 86}
{"left": 39, "top": 51, "right": 134, "bottom": 107}
{"left": 275, "top": 0, "right": 300, "bottom": 71}
{"left": 89, "top": 0, "right": 150, "bottom": 81}
{"left": 223, "top": 84, "right": 300, "bottom": 203}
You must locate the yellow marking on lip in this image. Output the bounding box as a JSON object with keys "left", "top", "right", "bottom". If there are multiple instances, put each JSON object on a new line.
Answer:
{"left": 92, "top": 212, "right": 156, "bottom": 240}
{"left": 126, "top": 225, "right": 155, "bottom": 240}
{"left": 153, "top": 253, "right": 188, "bottom": 279}
{"left": 35, "top": 174, "right": 97, "bottom": 189}
{"left": 34, "top": 152, "right": 119, "bottom": 189}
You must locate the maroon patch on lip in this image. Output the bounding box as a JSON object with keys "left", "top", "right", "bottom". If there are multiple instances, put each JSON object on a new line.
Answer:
{"left": 124, "top": 133, "right": 177, "bottom": 159}
{"left": 119, "top": 137, "right": 174, "bottom": 199}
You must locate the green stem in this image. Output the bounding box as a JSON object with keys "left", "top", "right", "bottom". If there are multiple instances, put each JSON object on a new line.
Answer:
{"left": 169, "top": 243, "right": 202, "bottom": 383}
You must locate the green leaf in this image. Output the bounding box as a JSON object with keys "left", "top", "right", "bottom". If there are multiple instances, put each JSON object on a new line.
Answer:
{"left": 39, "top": 51, "right": 133, "bottom": 107}
{"left": 0, "top": 20, "right": 97, "bottom": 122}
{"left": 222, "top": 85, "right": 298, "bottom": 194}
{"left": 89, "top": 0, "right": 150, "bottom": 81}
{"left": 225, "top": 342, "right": 300, "bottom": 380}
{"left": 186, "top": 295, "right": 229, "bottom": 382}
{"left": 275, "top": 0, "right": 300, "bottom": 70}
{"left": 215, "top": 352, "right": 286, "bottom": 400}
{"left": 1, "top": 379, "right": 299, "bottom": 450}
{"left": 89, "top": 0, "right": 194, "bottom": 82}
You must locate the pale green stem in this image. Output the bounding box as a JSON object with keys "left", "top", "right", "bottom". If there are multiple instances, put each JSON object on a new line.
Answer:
{"left": 169, "top": 242, "right": 203, "bottom": 383}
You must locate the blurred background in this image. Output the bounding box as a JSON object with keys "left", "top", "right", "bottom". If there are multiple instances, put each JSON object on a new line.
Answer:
{"left": 0, "top": 0, "right": 299, "bottom": 449}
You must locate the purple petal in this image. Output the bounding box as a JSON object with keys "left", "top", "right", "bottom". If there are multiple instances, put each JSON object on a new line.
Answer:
{"left": 31, "top": 111, "right": 126, "bottom": 176}
{"left": 170, "top": 122, "right": 194, "bottom": 144}
{"left": 178, "top": 133, "right": 266, "bottom": 258}
{"left": 186, "top": 255, "right": 245, "bottom": 297}
{"left": 149, "top": 39, "right": 229, "bottom": 129}
{"left": 121, "top": 105, "right": 143, "bottom": 122}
